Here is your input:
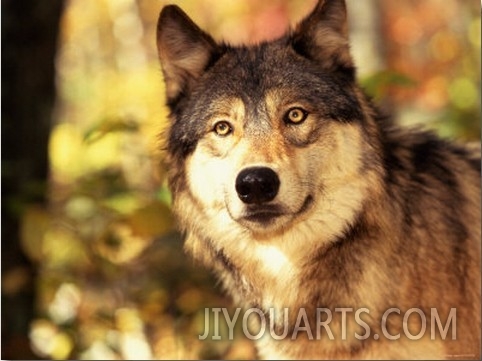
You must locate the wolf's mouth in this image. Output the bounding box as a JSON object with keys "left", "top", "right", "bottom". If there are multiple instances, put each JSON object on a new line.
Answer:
{"left": 243, "top": 203, "right": 284, "bottom": 224}
{"left": 241, "top": 195, "right": 314, "bottom": 225}
{"left": 243, "top": 210, "right": 284, "bottom": 223}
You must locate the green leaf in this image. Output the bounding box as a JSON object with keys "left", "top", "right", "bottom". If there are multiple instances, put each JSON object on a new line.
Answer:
{"left": 83, "top": 118, "right": 139, "bottom": 144}
{"left": 361, "top": 70, "right": 417, "bottom": 99}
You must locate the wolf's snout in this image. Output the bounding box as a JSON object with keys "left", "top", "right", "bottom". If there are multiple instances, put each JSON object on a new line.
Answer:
{"left": 235, "top": 167, "right": 280, "bottom": 204}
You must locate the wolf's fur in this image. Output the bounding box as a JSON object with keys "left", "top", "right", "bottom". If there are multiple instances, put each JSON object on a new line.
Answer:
{"left": 156, "top": 0, "right": 481, "bottom": 359}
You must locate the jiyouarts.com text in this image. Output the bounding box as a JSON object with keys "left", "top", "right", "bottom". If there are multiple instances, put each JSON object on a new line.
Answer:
{"left": 198, "top": 307, "right": 456, "bottom": 341}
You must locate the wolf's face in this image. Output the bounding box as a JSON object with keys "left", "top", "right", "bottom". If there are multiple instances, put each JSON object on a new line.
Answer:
{"left": 158, "top": 0, "right": 382, "bottom": 238}
{"left": 157, "top": 5, "right": 482, "bottom": 357}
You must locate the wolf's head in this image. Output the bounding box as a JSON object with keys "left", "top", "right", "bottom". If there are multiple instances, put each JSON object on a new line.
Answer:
{"left": 157, "top": 0, "right": 383, "bottom": 241}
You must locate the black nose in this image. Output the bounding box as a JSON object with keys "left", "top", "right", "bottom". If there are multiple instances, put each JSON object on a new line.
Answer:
{"left": 235, "top": 167, "right": 280, "bottom": 204}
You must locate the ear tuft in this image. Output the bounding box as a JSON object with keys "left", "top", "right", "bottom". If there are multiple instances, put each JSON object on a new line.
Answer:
{"left": 291, "top": 0, "right": 354, "bottom": 76}
{"left": 157, "top": 5, "right": 218, "bottom": 104}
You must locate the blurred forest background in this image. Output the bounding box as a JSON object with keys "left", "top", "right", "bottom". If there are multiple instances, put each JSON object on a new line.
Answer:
{"left": 2, "top": 0, "right": 480, "bottom": 359}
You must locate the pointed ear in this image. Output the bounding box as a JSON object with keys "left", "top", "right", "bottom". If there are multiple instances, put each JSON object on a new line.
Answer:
{"left": 291, "top": 0, "right": 354, "bottom": 76}
{"left": 156, "top": 5, "right": 218, "bottom": 104}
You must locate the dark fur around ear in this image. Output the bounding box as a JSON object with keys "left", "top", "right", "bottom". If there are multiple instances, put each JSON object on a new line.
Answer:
{"left": 291, "top": 0, "right": 354, "bottom": 77}
{"left": 156, "top": 5, "right": 219, "bottom": 106}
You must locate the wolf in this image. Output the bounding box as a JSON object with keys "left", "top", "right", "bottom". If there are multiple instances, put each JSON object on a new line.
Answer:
{"left": 156, "top": 0, "right": 481, "bottom": 359}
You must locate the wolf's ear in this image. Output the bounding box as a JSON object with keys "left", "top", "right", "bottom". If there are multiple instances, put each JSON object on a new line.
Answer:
{"left": 157, "top": 5, "right": 218, "bottom": 104}
{"left": 291, "top": 0, "right": 354, "bottom": 76}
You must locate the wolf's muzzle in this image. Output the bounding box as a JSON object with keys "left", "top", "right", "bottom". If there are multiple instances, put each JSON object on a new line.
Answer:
{"left": 235, "top": 167, "right": 280, "bottom": 204}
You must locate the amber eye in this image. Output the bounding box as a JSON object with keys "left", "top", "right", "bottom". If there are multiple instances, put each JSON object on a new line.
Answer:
{"left": 213, "top": 121, "right": 233, "bottom": 136}
{"left": 285, "top": 107, "right": 308, "bottom": 124}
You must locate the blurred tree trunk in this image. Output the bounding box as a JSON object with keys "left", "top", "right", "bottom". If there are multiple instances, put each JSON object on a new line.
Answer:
{"left": 347, "top": 0, "right": 385, "bottom": 76}
{"left": 1, "top": 1, "right": 64, "bottom": 358}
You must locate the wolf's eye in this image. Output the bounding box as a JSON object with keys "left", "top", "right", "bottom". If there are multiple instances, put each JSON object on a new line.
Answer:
{"left": 285, "top": 107, "right": 308, "bottom": 124}
{"left": 213, "top": 121, "right": 233, "bottom": 136}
